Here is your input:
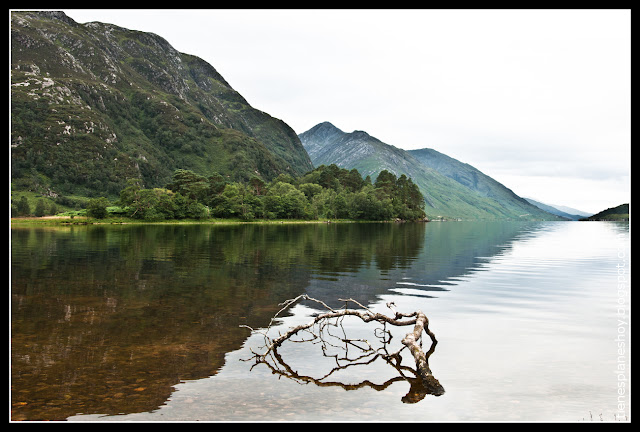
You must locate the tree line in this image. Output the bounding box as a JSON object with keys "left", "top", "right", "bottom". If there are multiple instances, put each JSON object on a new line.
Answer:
{"left": 45, "top": 164, "right": 427, "bottom": 222}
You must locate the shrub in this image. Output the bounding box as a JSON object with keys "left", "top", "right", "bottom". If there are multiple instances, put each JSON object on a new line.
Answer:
{"left": 86, "top": 197, "right": 111, "bottom": 219}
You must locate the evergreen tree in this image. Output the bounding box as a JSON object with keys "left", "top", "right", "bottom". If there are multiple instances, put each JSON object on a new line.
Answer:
{"left": 112, "top": 167, "right": 425, "bottom": 222}
{"left": 34, "top": 200, "right": 47, "bottom": 217}
{"left": 374, "top": 170, "right": 397, "bottom": 198}
{"left": 17, "top": 196, "right": 30, "bottom": 216}
{"left": 166, "top": 169, "right": 208, "bottom": 201}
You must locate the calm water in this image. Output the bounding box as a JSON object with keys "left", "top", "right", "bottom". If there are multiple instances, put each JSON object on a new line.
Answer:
{"left": 11, "top": 221, "right": 630, "bottom": 422}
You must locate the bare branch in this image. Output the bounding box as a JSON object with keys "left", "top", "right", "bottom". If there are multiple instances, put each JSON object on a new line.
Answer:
{"left": 240, "top": 296, "right": 444, "bottom": 400}
{"left": 401, "top": 311, "right": 439, "bottom": 386}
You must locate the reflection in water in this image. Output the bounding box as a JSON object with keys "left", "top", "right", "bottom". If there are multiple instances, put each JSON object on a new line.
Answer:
{"left": 243, "top": 295, "right": 444, "bottom": 404}
{"left": 66, "top": 221, "right": 629, "bottom": 422}
{"left": 256, "top": 332, "right": 443, "bottom": 404}
{"left": 11, "top": 222, "right": 544, "bottom": 420}
{"left": 11, "top": 223, "right": 429, "bottom": 420}
{"left": 304, "top": 222, "right": 530, "bottom": 306}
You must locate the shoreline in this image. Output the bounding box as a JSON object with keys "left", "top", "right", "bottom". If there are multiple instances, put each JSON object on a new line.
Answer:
{"left": 10, "top": 217, "right": 603, "bottom": 227}
{"left": 9, "top": 216, "right": 410, "bottom": 227}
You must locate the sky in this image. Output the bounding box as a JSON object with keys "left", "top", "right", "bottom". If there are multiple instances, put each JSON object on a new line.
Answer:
{"left": 59, "top": 9, "right": 631, "bottom": 214}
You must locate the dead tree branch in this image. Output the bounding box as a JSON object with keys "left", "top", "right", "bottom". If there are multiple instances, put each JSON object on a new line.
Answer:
{"left": 240, "top": 295, "right": 443, "bottom": 400}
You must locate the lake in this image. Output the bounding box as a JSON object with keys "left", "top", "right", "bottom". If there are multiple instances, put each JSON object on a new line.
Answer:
{"left": 10, "top": 221, "right": 630, "bottom": 422}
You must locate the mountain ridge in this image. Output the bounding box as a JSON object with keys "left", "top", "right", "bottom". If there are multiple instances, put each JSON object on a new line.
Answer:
{"left": 11, "top": 11, "right": 313, "bottom": 198}
{"left": 408, "top": 148, "right": 531, "bottom": 207}
{"left": 299, "top": 121, "right": 561, "bottom": 221}
{"left": 523, "top": 197, "right": 590, "bottom": 221}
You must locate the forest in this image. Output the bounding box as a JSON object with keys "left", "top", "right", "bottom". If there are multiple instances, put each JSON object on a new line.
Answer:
{"left": 93, "top": 164, "right": 427, "bottom": 222}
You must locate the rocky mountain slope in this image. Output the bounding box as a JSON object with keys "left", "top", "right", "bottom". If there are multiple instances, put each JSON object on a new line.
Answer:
{"left": 11, "top": 11, "right": 313, "bottom": 198}
{"left": 300, "top": 122, "right": 560, "bottom": 221}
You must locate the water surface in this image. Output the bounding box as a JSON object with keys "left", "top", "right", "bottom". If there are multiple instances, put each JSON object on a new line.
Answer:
{"left": 11, "top": 221, "right": 630, "bottom": 421}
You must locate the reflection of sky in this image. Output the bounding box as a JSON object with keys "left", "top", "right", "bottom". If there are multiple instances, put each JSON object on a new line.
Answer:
{"left": 383, "top": 221, "right": 629, "bottom": 421}
{"left": 71, "top": 221, "right": 630, "bottom": 421}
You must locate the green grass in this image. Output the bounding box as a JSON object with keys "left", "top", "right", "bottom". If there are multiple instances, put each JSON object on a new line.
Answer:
{"left": 10, "top": 214, "right": 392, "bottom": 227}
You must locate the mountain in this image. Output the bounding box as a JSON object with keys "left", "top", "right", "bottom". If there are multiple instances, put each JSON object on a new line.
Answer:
{"left": 523, "top": 198, "right": 590, "bottom": 221}
{"left": 299, "top": 122, "right": 561, "bottom": 221}
{"left": 548, "top": 204, "right": 592, "bottom": 218}
{"left": 11, "top": 11, "right": 313, "bottom": 198}
{"left": 408, "top": 148, "right": 542, "bottom": 217}
{"left": 301, "top": 122, "right": 417, "bottom": 179}
{"left": 580, "top": 203, "right": 629, "bottom": 221}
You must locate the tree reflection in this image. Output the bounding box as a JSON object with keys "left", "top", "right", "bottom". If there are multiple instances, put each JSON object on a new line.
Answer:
{"left": 10, "top": 223, "right": 427, "bottom": 420}
{"left": 13, "top": 221, "right": 530, "bottom": 419}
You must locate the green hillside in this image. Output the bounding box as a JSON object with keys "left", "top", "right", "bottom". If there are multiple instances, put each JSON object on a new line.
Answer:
{"left": 11, "top": 11, "right": 313, "bottom": 199}
{"left": 408, "top": 148, "right": 560, "bottom": 220}
{"left": 580, "top": 203, "right": 629, "bottom": 221}
{"left": 300, "top": 122, "right": 561, "bottom": 221}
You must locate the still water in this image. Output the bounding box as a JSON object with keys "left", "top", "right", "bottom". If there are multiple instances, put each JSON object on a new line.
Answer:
{"left": 11, "top": 221, "right": 630, "bottom": 422}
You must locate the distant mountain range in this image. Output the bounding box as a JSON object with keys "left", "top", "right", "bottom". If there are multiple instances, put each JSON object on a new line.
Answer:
{"left": 523, "top": 198, "right": 592, "bottom": 221}
{"left": 299, "top": 122, "right": 562, "bottom": 221}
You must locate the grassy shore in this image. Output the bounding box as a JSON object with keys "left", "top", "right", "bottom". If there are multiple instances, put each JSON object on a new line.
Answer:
{"left": 9, "top": 215, "right": 384, "bottom": 226}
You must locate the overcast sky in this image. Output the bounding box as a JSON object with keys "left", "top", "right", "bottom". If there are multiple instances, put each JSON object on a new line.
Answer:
{"left": 60, "top": 9, "right": 630, "bottom": 214}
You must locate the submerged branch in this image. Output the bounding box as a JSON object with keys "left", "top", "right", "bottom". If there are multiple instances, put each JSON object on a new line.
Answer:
{"left": 240, "top": 295, "right": 444, "bottom": 399}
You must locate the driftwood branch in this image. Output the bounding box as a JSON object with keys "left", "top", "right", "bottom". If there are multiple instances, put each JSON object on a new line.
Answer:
{"left": 240, "top": 295, "right": 444, "bottom": 401}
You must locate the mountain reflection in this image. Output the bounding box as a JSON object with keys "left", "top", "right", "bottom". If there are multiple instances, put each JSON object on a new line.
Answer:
{"left": 11, "top": 222, "right": 528, "bottom": 420}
